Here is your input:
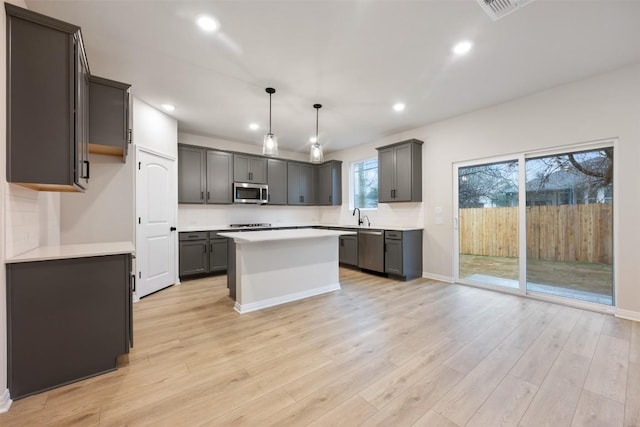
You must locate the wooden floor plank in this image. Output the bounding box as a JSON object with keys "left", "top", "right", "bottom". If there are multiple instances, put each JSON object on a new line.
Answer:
{"left": 583, "top": 333, "right": 629, "bottom": 403}
{"left": 519, "top": 349, "right": 591, "bottom": 427}
{"left": 465, "top": 374, "right": 538, "bottom": 427}
{"left": 0, "top": 268, "right": 637, "bottom": 427}
{"left": 571, "top": 389, "right": 624, "bottom": 427}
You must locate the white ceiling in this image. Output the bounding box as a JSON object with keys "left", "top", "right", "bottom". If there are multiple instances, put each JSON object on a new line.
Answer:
{"left": 26, "top": 1, "right": 640, "bottom": 154}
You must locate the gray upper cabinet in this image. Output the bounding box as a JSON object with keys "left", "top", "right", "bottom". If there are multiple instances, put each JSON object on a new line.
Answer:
{"left": 206, "top": 150, "right": 233, "bottom": 203}
{"left": 288, "top": 162, "right": 315, "bottom": 205}
{"left": 317, "top": 161, "right": 342, "bottom": 206}
{"left": 88, "top": 75, "right": 131, "bottom": 162}
{"left": 267, "top": 158, "right": 287, "bottom": 205}
{"left": 178, "top": 145, "right": 206, "bottom": 204}
{"left": 178, "top": 145, "right": 232, "bottom": 204}
{"left": 377, "top": 139, "right": 423, "bottom": 203}
{"left": 233, "top": 154, "right": 267, "bottom": 184}
{"left": 6, "top": 4, "right": 90, "bottom": 192}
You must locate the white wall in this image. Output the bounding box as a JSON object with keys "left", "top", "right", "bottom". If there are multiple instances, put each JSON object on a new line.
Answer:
{"left": 134, "top": 98, "right": 178, "bottom": 159}
{"left": 392, "top": 63, "right": 640, "bottom": 315}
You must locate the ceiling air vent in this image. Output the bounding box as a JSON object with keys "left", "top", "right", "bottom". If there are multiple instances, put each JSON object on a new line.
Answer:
{"left": 476, "top": 0, "right": 533, "bottom": 21}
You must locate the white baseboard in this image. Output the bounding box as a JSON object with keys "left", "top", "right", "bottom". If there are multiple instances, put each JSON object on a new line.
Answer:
{"left": 422, "top": 272, "right": 454, "bottom": 284}
{"left": 616, "top": 308, "right": 640, "bottom": 322}
{"left": 0, "top": 389, "right": 12, "bottom": 413}
{"left": 234, "top": 283, "right": 341, "bottom": 314}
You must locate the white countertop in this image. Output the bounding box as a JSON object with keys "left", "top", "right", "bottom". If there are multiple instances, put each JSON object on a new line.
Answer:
{"left": 5, "top": 241, "right": 135, "bottom": 263}
{"left": 218, "top": 228, "right": 356, "bottom": 243}
{"left": 179, "top": 224, "right": 422, "bottom": 233}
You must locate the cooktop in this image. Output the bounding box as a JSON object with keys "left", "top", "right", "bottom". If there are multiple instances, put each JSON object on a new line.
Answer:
{"left": 229, "top": 223, "right": 272, "bottom": 228}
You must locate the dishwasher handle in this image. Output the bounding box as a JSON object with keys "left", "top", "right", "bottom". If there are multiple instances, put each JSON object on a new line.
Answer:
{"left": 358, "top": 230, "right": 383, "bottom": 236}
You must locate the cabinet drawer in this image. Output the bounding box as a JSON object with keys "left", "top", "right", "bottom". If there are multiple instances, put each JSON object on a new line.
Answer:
{"left": 209, "top": 231, "right": 226, "bottom": 239}
{"left": 179, "top": 231, "right": 208, "bottom": 241}
{"left": 385, "top": 230, "right": 403, "bottom": 240}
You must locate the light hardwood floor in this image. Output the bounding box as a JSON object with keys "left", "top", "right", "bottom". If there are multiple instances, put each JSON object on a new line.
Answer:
{"left": 1, "top": 268, "right": 638, "bottom": 426}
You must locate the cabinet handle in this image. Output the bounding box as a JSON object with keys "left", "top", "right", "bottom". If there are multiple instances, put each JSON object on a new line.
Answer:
{"left": 204, "top": 245, "right": 207, "bottom": 254}
{"left": 210, "top": 243, "right": 213, "bottom": 252}
{"left": 127, "top": 129, "right": 132, "bottom": 144}
{"left": 201, "top": 191, "right": 204, "bottom": 200}
{"left": 207, "top": 191, "right": 210, "bottom": 200}
{"left": 84, "top": 160, "right": 90, "bottom": 179}
{"left": 249, "top": 172, "right": 253, "bottom": 181}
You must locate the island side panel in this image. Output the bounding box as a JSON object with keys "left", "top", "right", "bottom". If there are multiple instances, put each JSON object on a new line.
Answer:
{"left": 227, "top": 239, "right": 236, "bottom": 300}
{"left": 234, "top": 236, "right": 340, "bottom": 313}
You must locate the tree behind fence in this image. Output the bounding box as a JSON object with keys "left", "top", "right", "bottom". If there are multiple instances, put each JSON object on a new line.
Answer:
{"left": 459, "top": 205, "right": 612, "bottom": 264}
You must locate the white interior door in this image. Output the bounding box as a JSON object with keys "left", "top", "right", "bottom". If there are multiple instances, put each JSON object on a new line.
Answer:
{"left": 136, "top": 149, "right": 176, "bottom": 298}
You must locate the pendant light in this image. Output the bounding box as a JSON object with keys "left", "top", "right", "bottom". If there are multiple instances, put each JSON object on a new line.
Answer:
{"left": 262, "top": 87, "right": 278, "bottom": 157}
{"left": 309, "top": 103, "right": 324, "bottom": 163}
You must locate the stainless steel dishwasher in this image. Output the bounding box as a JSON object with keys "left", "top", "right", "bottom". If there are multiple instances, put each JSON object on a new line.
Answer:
{"left": 358, "top": 229, "right": 385, "bottom": 272}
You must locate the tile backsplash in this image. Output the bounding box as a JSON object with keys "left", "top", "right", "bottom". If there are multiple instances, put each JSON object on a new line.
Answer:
{"left": 5, "top": 184, "right": 59, "bottom": 258}
{"left": 178, "top": 204, "right": 320, "bottom": 228}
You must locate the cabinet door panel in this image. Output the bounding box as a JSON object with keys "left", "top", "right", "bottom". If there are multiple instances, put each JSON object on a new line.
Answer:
{"left": 178, "top": 146, "right": 205, "bottom": 203}
{"left": 210, "top": 239, "right": 228, "bottom": 272}
{"left": 393, "top": 144, "right": 413, "bottom": 201}
{"left": 249, "top": 157, "right": 267, "bottom": 184}
{"left": 339, "top": 236, "right": 358, "bottom": 266}
{"left": 378, "top": 148, "right": 395, "bottom": 202}
{"left": 207, "top": 151, "right": 232, "bottom": 203}
{"left": 385, "top": 239, "right": 403, "bottom": 275}
{"left": 268, "top": 159, "right": 287, "bottom": 205}
{"left": 300, "top": 164, "right": 315, "bottom": 205}
{"left": 179, "top": 241, "right": 208, "bottom": 276}
{"left": 88, "top": 76, "right": 130, "bottom": 152}
{"left": 318, "top": 164, "right": 331, "bottom": 205}
{"left": 287, "top": 162, "right": 301, "bottom": 205}
{"left": 233, "top": 155, "right": 250, "bottom": 182}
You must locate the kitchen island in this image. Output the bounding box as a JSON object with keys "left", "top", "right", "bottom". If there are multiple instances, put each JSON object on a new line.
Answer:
{"left": 218, "top": 228, "right": 355, "bottom": 314}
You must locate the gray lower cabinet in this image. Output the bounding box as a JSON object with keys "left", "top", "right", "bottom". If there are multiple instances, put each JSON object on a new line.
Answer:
{"left": 88, "top": 75, "right": 131, "bottom": 161}
{"left": 267, "top": 158, "right": 287, "bottom": 205}
{"left": 384, "top": 229, "right": 423, "bottom": 279}
{"left": 6, "top": 253, "right": 133, "bottom": 399}
{"left": 339, "top": 234, "right": 358, "bottom": 266}
{"left": 317, "top": 161, "right": 342, "bottom": 206}
{"left": 288, "top": 162, "right": 315, "bottom": 205}
{"left": 179, "top": 231, "right": 228, "bottom": 278}
{"left": 6, "top": 4, "right": 90, "bottom": 192}
{"left": 233, "top": 154, "right": 267, "bottom": 184}
{"left": 377, "top": 139, "right": 423, "bottom": 203}
{"left": 209, "top": 234, "right": 228, "bottom": 272}
{"left": 178, "top": 145, "right": 232, "bottom": 204}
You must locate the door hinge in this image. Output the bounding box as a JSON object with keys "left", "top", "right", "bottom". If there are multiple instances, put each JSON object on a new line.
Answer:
{"left": 138, "top": 217, "right": 141, "bottom": 224}
{"left": 138, "top": 161, "right": 141, "bottom": 170}
{"left": 139, "top": 271, "right": 141, "bottom": 279}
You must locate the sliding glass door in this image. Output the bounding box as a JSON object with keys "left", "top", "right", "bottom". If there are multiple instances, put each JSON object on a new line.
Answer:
{"left": 525, "top": 147, "right": 613, "bottom": 305}
{"left": 455, "top": 142, "right": 614, "bottom": 306}
{"left": 457, "top": 160, "right": 520, "bottom": 290}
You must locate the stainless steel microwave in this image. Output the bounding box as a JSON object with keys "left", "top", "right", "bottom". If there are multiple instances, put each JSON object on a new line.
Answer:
{"left": 233, "top": 182, "right": 268, "bottom": 204}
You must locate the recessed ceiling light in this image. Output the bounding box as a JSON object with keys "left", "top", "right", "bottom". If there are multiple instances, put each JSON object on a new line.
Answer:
{"left": 393, "top": 103, "right": 405, "bottom": 112}
{"left": 248, "top": 123, "right": 259, "bottom": 130}
{"left": 452, "top": 40, "right": 473, "bottom": 55}
{"left": 161, "top": 104, "right": 175, "bottom": 112}
{"left": 197, "top": 15, "right": 219, "bottom": 32}
{"left": 310, "top": 136, "right": 318, "bottom": 143}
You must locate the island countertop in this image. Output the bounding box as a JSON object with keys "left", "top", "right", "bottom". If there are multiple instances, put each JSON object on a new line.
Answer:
{"left": 218, "top": 228, "right": 355, "bottom": 244}
{"left": 5, "top": 241, "right": 135, "bottom": 263}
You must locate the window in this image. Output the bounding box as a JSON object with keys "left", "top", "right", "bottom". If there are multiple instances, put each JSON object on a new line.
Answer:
{"left": 351, "top": 158, "right": 378, "bottom": 209}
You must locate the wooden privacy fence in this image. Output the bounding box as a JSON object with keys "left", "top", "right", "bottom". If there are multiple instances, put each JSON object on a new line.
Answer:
{"left": 459, "top": 204, "right": 612, "bottom": 264}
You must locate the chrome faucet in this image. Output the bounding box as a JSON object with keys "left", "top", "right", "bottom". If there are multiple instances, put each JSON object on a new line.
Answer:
{"left": 352, "top": 207, "right": 363, "bottom": 226}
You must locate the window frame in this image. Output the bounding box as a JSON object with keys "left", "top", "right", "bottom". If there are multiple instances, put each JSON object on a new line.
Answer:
{"left": 349, "top": 157, "right": 379, "bottom": 211}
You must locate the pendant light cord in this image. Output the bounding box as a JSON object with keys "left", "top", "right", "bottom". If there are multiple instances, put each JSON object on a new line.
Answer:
{"left": 315, "top": 107, "right": 319, "bottom": 143}
{"left": 269, "top": 92, "right": 272, "bottom": 134}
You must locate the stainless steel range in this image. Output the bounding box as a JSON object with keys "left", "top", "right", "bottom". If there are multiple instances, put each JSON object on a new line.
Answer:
{"left": 229, "top": 223, "right": 272, "bottom": 228}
